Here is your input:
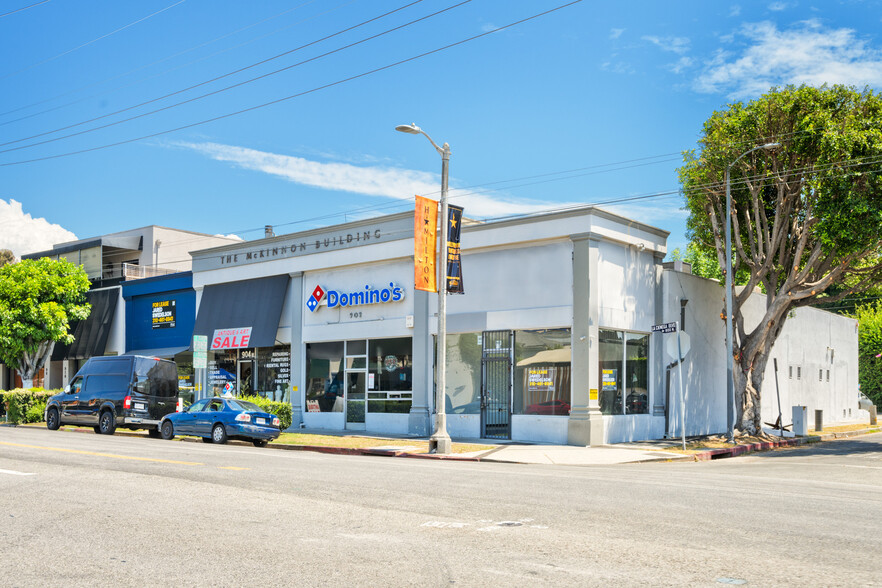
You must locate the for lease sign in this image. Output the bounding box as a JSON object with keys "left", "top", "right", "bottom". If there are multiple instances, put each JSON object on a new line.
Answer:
{"left": 211, "top": 327, "right": 252, "bottom": 350}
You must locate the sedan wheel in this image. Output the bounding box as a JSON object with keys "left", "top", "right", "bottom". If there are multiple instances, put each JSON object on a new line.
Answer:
{"left": 160, "top": 420, "right": 175, "bottom": 440}
{"left": 212, "top": 424, "right": 227, "bottom": 444}
{"left": 253, "top": 439, "right": 268, "bottom": 448}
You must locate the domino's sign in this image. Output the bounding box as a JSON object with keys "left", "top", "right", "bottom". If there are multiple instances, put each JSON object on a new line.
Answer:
{"left": 307, "top": 282, "right": 405, "bottom": 312}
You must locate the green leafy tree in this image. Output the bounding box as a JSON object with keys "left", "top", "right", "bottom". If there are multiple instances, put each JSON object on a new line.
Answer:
{"left": 0, "top": 258, "right": 91, "bottom": 387}
{"left": 853, "top": 302, "right": 882, "bottom": 408}
{"left": 0, "top": 249, "right": 15, "bottom": 267}
{"left": 679, "top": 85, "right": 882, "bottom": 434}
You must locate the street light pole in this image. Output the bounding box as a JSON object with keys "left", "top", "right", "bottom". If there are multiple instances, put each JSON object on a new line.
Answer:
{"left": 396, "top": 123, "right": 453, "bottom": 454}
{"left": 725, "top": 142, "right": 779, "bottom": 442}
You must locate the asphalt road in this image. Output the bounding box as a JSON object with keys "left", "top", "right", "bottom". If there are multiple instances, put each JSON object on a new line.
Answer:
{"left": 1, "top": 426, "right": 881, "bottom": 587}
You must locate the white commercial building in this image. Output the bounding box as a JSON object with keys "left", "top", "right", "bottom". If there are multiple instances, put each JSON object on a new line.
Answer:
{"left": 188, "top": 206, "right": 862, "bottom": 445}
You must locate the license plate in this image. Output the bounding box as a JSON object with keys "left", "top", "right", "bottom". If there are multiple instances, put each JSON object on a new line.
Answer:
{"left": 135, "top": 403, "right": 146, "bottom": 410}
{"left": 256, "top": 417, "right": 266, "bottom": 425}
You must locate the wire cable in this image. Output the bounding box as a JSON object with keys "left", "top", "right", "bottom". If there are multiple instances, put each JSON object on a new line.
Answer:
{"left": 0, "top": 0, "right": 436, "bottom": 148}
{"left": 0, "top": 0, "right": 585, "bottom": 167}
{"left": 0, "top": 0, "right": 50, "bottom": 19}
{"left": 1, "top": 0, "right": 188, "bottom": 81}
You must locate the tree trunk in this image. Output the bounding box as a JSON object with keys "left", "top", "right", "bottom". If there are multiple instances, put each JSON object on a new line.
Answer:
{"left": 734, "top": 335, "right": 775, "bottom": 436}
{"left": 16, "top": 340, "right": 55, "bottom": 390}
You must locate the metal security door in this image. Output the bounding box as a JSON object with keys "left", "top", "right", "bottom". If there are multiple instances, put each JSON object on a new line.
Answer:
{"left": 481, "top": 330, "right": 512, "bottom": 440}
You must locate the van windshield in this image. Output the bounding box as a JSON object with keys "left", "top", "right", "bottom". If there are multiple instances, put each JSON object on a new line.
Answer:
{"left": 133, "top": 358, "right": 178, "bottom": 397}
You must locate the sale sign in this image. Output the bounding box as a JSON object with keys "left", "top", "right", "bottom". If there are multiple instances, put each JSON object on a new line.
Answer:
{"left": 211, "top": 327, "right": 253, "bottom": 350}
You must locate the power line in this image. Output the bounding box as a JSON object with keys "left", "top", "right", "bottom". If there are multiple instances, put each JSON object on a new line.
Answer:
{"left": 0, "top": 0, "right": 436, "bottom": 149}
{"left": 0, "top": 0, "right": 50, "bottom": 19}
{"left": 0, "top": 0, "right": 586, "bottom": 167}
{"left": 0, "top": 0, "right": 331, "bottom": 122}
{"left": 1, "top": 0, "right": 188, "bottom": 81}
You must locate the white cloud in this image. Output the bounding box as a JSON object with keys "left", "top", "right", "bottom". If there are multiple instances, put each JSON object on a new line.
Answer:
{"left": 603, "top": 200, "right": 688, "bottom": 225}
{"left": 768, "top": 1, "right": 788, "bottom": 11}
{"left": 729, "top": 5, "right": 742, "bottom": 17}
{"left": 0, "top": 199, "right": 77, "bottom": 259}
{"left": 642, "top": 35, "right": 691, "bottom": 54}
{"left": 214, "top": 233, "right": 243, "bottom": 241}
{"left": 181, "top": 142, "right": 582, "bottom": 219}
{"left": 609, "top": 28, "right": 625, "bottom": 39}
{"left": 668, "top": 56, "right": 695, "bottom": 74}
{"left": 695, "top": 20, "right": 882, "bottom": 98}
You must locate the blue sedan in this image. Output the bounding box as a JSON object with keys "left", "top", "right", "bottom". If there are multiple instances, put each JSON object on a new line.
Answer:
{"left": 159, "top": 397, "right": 281, "bottom": 447}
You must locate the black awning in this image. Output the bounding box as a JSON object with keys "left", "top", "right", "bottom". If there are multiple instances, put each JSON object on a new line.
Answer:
{"left": 51, "top": 287, "right": 120, "bottom": 361}
{"left": 193, "top": 275, "right": 289, "bottom": 349}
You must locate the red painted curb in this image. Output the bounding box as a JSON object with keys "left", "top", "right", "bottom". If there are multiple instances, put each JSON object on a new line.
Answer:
{"left": 692, "top": 435, "right": 822, "bottom": 461}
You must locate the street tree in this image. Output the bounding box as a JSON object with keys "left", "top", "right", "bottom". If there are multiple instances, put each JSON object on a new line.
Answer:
{"left": 0, "top": 257, "right": 91, "bottom": 388}
{"left": 0, "top": 249, "right": 15, "bottom": 267}
{"left": 679, "top": 84, "right": 882, "bottom": 434}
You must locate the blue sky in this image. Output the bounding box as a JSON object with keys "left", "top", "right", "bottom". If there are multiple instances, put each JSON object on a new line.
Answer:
{"left": 2, "top": 0, "right": 882, "bottom": 258}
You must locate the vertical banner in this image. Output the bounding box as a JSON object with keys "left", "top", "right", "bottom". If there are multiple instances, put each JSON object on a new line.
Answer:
{"left": 446, "top": 204, "right": 464, "bottom": 294}
{"left": 414, "top": 195, "right": 438, "bottom": 292}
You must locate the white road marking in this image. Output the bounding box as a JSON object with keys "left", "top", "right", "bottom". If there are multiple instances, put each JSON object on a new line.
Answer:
{"left": 0, "top": 468, "right": 35, "bottom": 476}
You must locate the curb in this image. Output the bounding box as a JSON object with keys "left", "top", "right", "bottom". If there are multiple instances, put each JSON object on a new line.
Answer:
{"left": 690, "top": 427, "right": 881, "bottom": 461}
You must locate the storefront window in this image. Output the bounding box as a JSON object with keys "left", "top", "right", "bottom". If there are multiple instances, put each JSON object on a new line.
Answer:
{"left": 174, "top": 351, "right": 195, "bottom": 406}
{"left": 368, "top": 338, "right": 412, "bottom": 413}
{"left": 305, "top": 342, "right": 344, "bottom": 412}
{"left": 257, "top": 346, "right": 291, "bottom": 402}
{"left": 514, "top": 329, "right": 571, "bottom": 415}
{"left": 445, "top": 333, "right": 482, "bottom": 414}
{"left": 598, "top": 329, "right": 649, "bottom": 415}
{"left": 208, "top": 349, "right": 237, "bottom": 397}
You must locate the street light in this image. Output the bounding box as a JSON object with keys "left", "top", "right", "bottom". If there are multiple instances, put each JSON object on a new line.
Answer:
{"left": 725, "top": 142, "right": 779, "bottom": 442}
{"left": 396, "top": 122, "right": 453, "bottom": 454}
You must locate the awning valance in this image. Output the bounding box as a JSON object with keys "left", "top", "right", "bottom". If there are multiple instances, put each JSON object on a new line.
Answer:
{"left": 193, "top": 275, "right": 289, "bottom": 350}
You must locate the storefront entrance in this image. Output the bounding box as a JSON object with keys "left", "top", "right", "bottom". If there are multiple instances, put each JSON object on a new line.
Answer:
{"left": 345, "top": 340, "right": 367, "bottom": 429}
{"left": 481, "top": 330, "right": 513, "bottom": 440}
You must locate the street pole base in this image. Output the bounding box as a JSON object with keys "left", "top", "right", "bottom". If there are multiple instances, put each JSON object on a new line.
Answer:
{"left": 428, "top": 434, "right": 452, "bottom": 455}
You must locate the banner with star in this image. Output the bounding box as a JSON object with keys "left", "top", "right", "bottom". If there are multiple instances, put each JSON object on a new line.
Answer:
{"left": 446, "top": 204, "right": 464, "bottom": 294}
{"left": 414, "top": 195, "right": 438, "bottom": 292}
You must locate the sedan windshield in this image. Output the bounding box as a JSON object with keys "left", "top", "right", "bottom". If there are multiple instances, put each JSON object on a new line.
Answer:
{"left": 227, "top": 399, "right": 262, "bottom": 412}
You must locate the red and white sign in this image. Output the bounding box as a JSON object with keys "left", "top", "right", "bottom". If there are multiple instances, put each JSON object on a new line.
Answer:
{"left": 211, "top": 327, "right": 253, "bottom": 350}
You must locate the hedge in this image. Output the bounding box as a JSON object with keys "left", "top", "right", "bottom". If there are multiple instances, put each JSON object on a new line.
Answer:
{"left": 0, "top": 388, "right": 60, "bottom": 424}
{"left": 855, "top": 302, "right": 882, "bottom": 409}
{"left": 238, "top": 395, "right": 293, "bottom": 430}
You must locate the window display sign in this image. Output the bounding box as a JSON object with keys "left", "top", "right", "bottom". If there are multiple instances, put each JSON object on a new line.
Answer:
{"left": 601, "top": 368, "right": 618, "bottom": 391}
{"left": 211, "top": 327, "right": 253, "bottom": 350}
{"left": 527, "top": 367, "right": 556, "bottom": 392}
{"left": 151, "top": 299, "right": 176, "bottom": 329}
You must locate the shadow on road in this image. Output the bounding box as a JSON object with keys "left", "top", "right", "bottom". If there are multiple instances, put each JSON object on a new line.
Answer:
{"left": 755, "top": 434, "right": 882, "bottom": 459}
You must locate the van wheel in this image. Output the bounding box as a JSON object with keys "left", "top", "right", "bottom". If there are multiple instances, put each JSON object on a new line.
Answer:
{"left": 252, "top": 439, "right": 268, "bottom": 448}
{"left": 212, "top": 424, "right": 227, "bottom": 444}
{"left": 160, "top": 420, "right": 175, "bottom": 440}
{"left": 98, "top": 410, "right": 116, "bottom": 435}
{"left": 46, "top": 408, "right": 60, "bottom": 430}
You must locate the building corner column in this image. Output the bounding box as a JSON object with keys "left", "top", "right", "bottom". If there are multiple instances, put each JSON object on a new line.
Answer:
{"left": 568, "top": 235, "right": 604, "bottom": 446}
{"left": 408, "top": 288, "right": 431, "bottom": 436}
{"left": 288, "top": 272, "right": 304, "bottom": 430}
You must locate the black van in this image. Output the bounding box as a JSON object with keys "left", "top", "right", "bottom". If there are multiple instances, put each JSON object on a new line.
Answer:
{"left": 45, "top": 355, "right": 180, "bottom": 436}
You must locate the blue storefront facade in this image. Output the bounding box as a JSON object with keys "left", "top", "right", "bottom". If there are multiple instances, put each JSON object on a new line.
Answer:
{"left": 121, "top": 271, "right": 196, "bottom": 402}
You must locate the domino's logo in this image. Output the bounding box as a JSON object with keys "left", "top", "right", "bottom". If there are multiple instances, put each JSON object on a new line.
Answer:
{"left": 306, "top": 284, "right": 325, "bottom": 312}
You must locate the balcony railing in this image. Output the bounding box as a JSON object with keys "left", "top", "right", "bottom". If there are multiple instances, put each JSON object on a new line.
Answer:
{"left": 121, "top": 263, "right": 177, "bottom": 280}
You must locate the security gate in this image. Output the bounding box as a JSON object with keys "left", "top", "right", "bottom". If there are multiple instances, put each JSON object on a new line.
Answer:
{"left": 481, "top": 330, "right": 513, "bottom": 440}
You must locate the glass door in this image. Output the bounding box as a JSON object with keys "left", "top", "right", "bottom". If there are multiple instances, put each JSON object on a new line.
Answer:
{"left": 345, "top": 340, "right": 367, "bottom": 429}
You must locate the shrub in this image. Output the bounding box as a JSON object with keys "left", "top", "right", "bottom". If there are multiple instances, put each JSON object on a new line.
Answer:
{"left": 238, "top": 394, "right": 293, "bottom": 430}
{"left": 854, "top": 302, "right": 882, "bottom": 409}
{"left": 2, "top": 388, "right": 59, "bottom": 424}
